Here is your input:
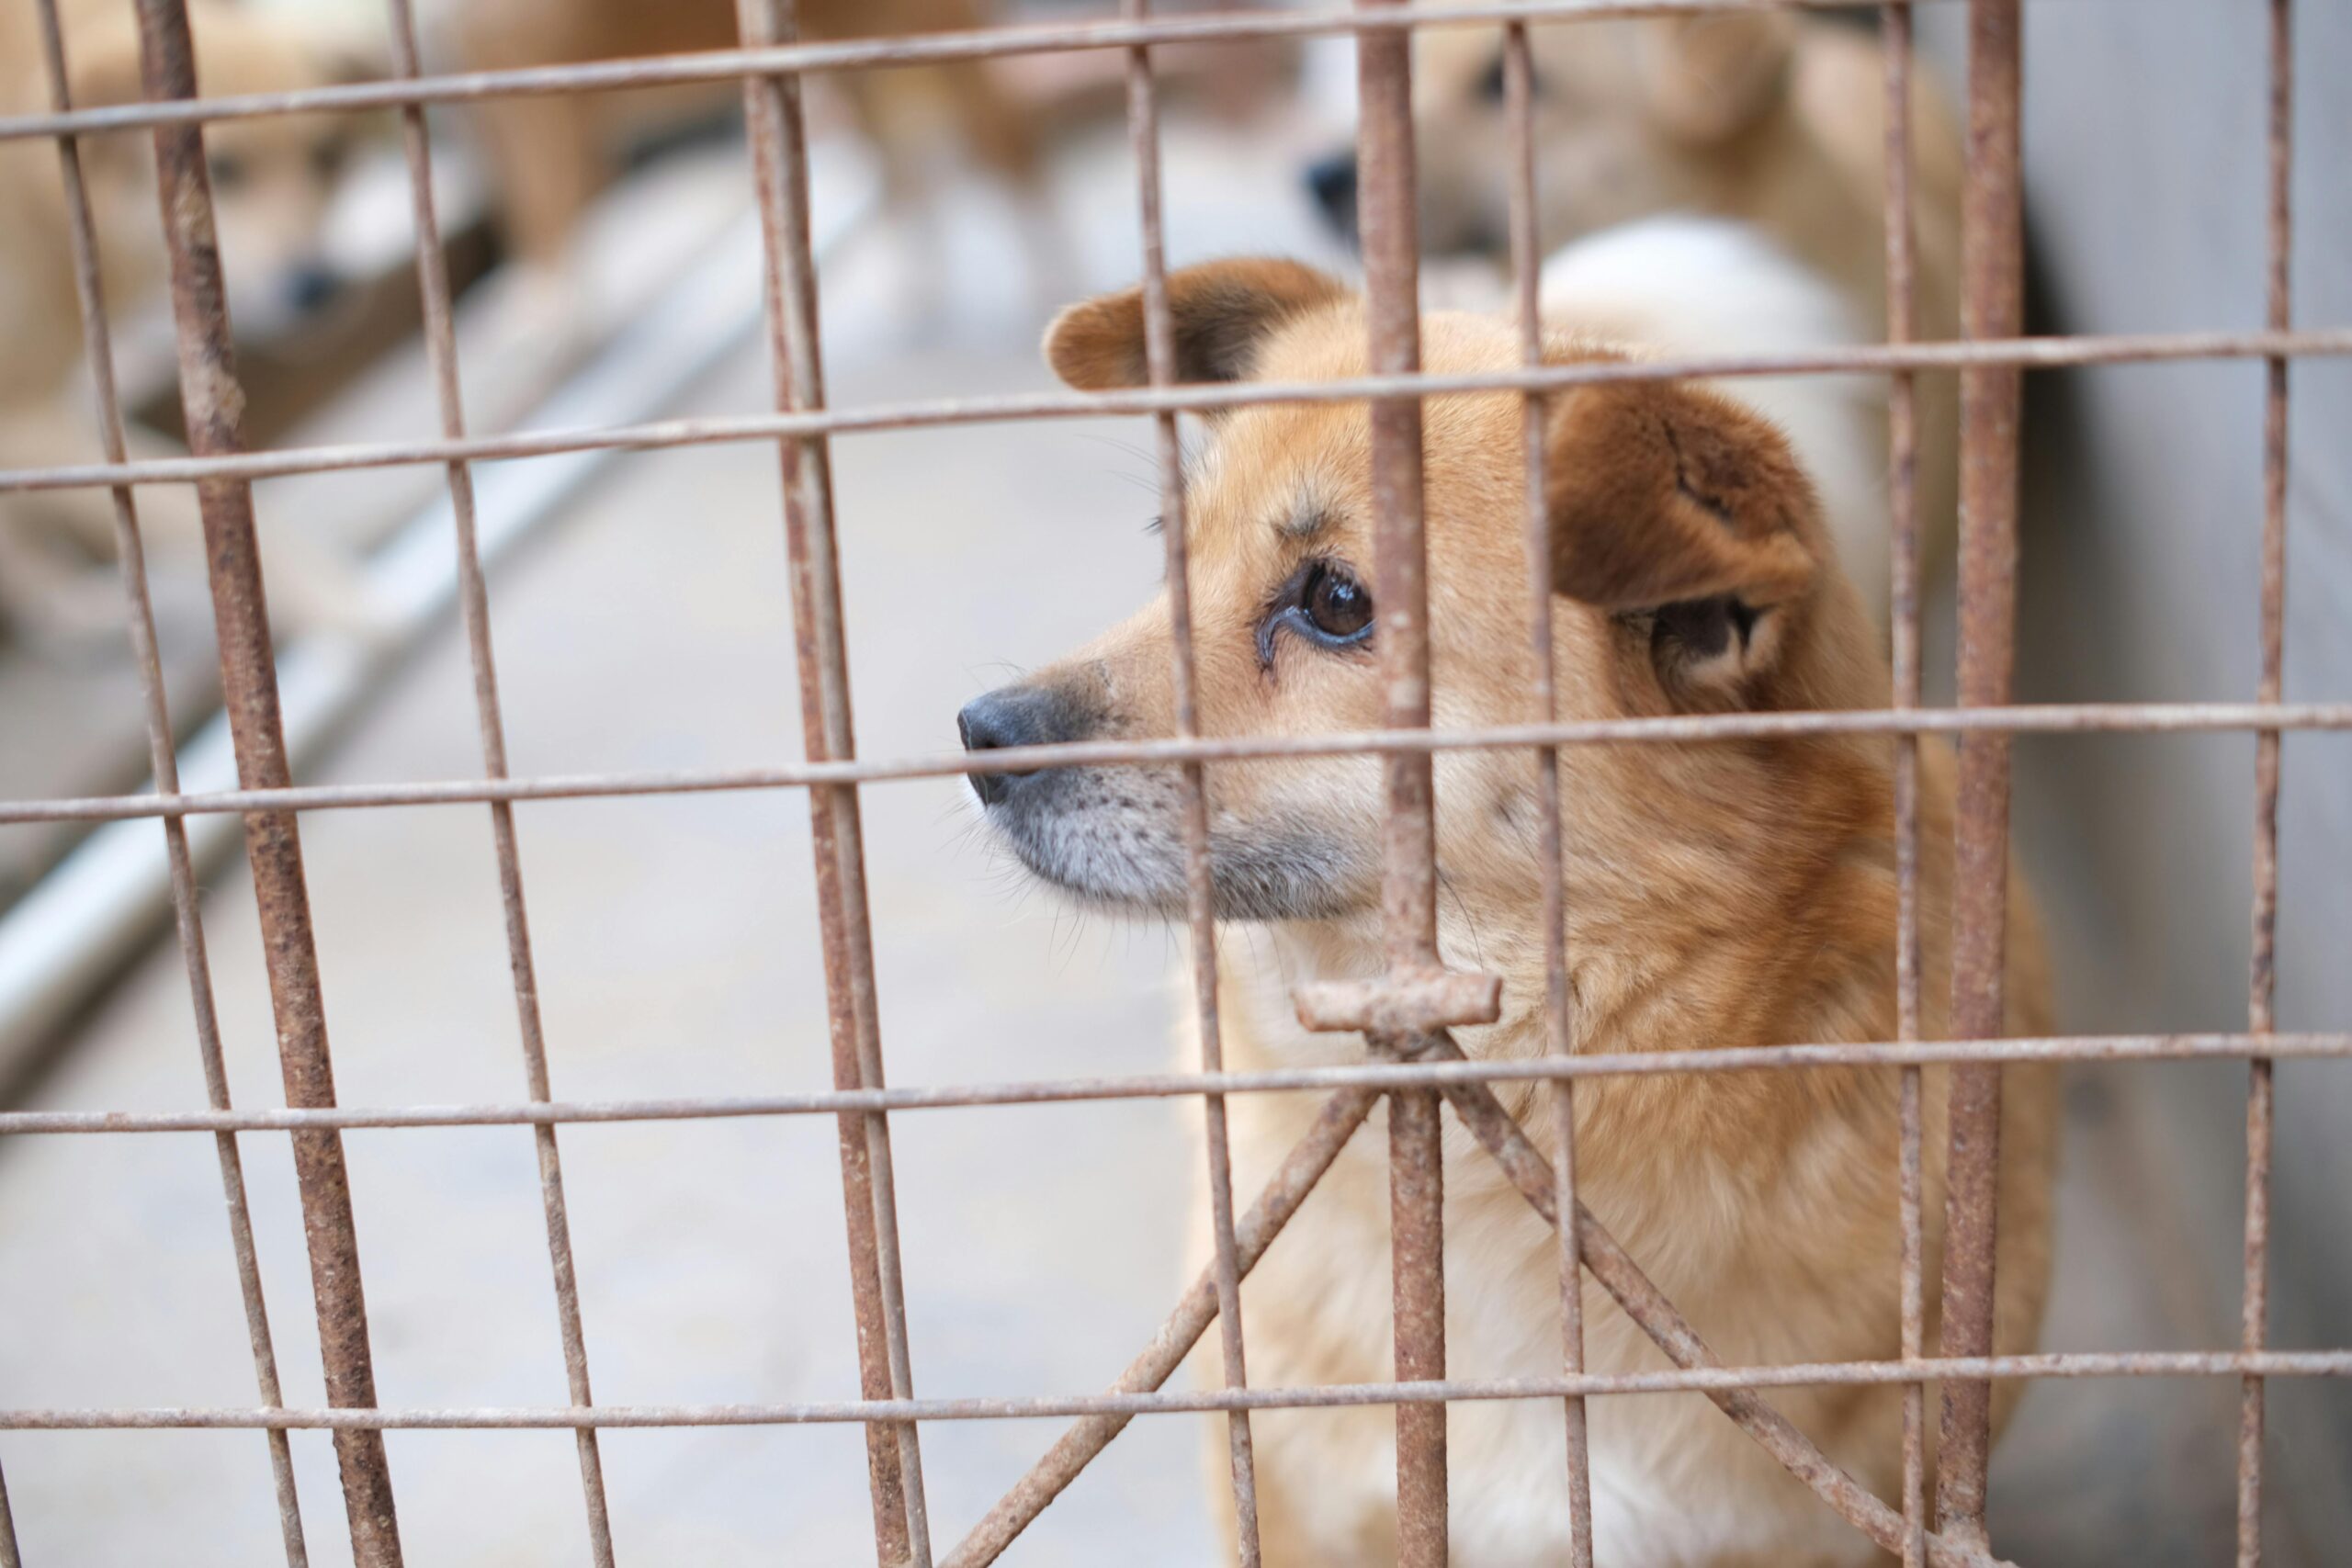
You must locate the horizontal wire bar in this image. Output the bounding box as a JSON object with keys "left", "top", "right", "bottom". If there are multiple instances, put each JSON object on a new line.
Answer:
{"left": 5, "top": 1032, "right": 2343, "bottom": 1136}
{"left": 1, "top": 702, "right": 2342, "bottom": 828}
{"left": 0, "top": 0, "right": 1963, "bottom": 143}
{"left": 3, "top": 328, "right": 2344, "bottom": 498}
{"left": 6, "top": 1352, "right": 2347, "bottom": 1431}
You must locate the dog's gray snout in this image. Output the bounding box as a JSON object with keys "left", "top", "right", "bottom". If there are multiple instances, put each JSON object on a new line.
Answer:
{"left": 958, "top": 685, "right": 1077, "bottom": 807}
{"left": 1305, "top": 152, "right": 1359, "bottom": 234}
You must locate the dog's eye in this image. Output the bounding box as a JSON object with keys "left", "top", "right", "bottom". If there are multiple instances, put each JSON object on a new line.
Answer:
{"left": 209, "top": 151, "right": 247, "bottom": 190}
{"left": 1305, "top": 564, "right": 1373, "bottom": 640}
{"left": 1259, "top": 559, "right": 1374, "bottom": 669}
{"left": 1258, "top": 560, "right": 1375, "bottom": 669}
{"left": 310, "top": 136, "right": 349, "bottom": 179}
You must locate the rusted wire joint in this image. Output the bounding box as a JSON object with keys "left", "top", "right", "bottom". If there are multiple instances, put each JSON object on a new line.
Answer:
{"left": 1293, "top": 968, "right": 1503, "bottom": 1038}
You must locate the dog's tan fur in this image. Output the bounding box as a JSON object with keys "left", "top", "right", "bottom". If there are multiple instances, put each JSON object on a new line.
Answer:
{"left": 975, "top": 259, "right": 2056, "bottom": 1563}
{"left": 0, "top": 0, "right": 369, "bottom": 648}
{"left": 1385, "top": 9, "right": 1965, "bottom": 610}
{"left": 442, "top": 0, "right": 1041, "bottom": 267}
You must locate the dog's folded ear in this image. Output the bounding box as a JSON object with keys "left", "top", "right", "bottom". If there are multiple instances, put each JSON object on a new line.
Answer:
{"left": 1546, "top": 378, "right": 1822, "bottom": 701}
{"left": 1638, "top": 14, "right": 1798, "bottom": 145}
{"left": 1044, "top": 258, "right": 1347, "bottom": 392}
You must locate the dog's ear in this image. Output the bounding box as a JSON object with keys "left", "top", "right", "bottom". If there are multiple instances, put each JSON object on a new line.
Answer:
{"left": 1637, "top": 14, "right": 1797, "bottom": 144}
{"left": 1546, "top": 379, "right": 1821, "bottom": 702}
{"left": 1044, "top": 258, "right": 1347, "bottom": 391}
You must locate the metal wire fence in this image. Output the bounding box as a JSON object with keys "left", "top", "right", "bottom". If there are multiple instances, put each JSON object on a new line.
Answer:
{"left": 0, "top": 2, "right": 2335, "bottom": 1566}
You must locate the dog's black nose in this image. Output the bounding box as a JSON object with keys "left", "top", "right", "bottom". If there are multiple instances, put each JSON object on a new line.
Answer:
{"left": 283, "top": 261, "right": 341, "bottom": 314}
{"left": 1305, "top": 152, "right": 1359, "bottom": 235}
{"left": 958, "top": 685, "right": 1075, "bottom": 807}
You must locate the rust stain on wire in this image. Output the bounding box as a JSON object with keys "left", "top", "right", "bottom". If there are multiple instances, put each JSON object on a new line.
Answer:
{"left": 0, "top": 2, "right": 1949, "bottom": 145}
{"left": 6, "top": 328, "right": 2349, "bottom": 498}
{"left": 2239, "top": 3, "right": 2294, "bottom": 1562}
{"left": 1502, "top": 18, "right": 1590, "bottom": 1563}
{"left": 7, "top": 1032, "right": 2349, "bottom": 1139}
{"left": 1353, "top": 3, "right": 1451, "bottom": 1557}
{"left": 6, "top": 702, "right": 2352, "bottom": 829}
{"left": 736, "top": 0, "right": 926, "bottom": 1556}
{"left": 7, "top": 1348, "right": 2348, "bottom": 1434}
{"left": 32, "top": 0, "right": 311, "bottom": 1560}
{"left": 1883, "top": 4, "right": 1928, "bottom": 1564}
{"left": 1122, "top": 2, "right": 1263, "bottom": 1559}
{"left": 1937, "top": 0, "right": 2023, "bottom": 1548}
{"left": 378, "top": 0, "right": 616, "bottom": 1558}
{"left": 132, "top": 1, "right": 400, "bottom": 1560}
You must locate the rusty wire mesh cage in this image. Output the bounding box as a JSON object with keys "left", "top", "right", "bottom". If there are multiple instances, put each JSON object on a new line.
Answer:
{"left": 0, "top": 1, "right": 2341, "bottom": 1565}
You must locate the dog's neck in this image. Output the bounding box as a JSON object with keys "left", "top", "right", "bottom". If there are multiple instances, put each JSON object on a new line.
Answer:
{"left": 1224, "top": 770, "right": 1897, "bottom": 1076}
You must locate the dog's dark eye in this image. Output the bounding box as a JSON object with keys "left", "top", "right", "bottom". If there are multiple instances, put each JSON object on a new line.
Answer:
{"left": 1260, "top": 559, "right": 1375, "bottom": 669}
{"left": 209, "top": 151, "right": 247, "bottom": 189}
{"left": 310, "top": 136, "right": 349, "bottom": 179}
{"left": 1305, "top": 564, "right": 1373, "bottom": 639}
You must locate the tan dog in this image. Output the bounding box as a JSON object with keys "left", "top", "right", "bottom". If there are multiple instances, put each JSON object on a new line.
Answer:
{"left": 438, "top": 0, "right": 1044, "bottom": 269}
{"left": 1306, "top": 9, "right": 1964, "bottom": 624}
{"left": 0, "top": 0, "right": 373, "bottom": 650}
{"left": 962, "top": 257, "right": 2056, "bottom": 1564}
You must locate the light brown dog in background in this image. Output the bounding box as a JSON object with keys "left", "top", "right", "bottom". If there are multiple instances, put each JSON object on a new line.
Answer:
{"left": 0, "top": 0, "right": 375, "bottom": 650}
{"left": 1306, "top": 8, "right": 1965, "bottom": 620}
{"left": 440, "top": 0, "right": 1044, "bottom": 269}
{"left": 962, "top": 257, "right": 2056, "bottom": 1563}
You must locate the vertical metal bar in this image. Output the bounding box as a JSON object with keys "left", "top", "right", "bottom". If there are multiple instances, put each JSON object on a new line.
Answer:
{"left": 129, "top": 3, "right": 401, "bottom": 1561}
{"left": 732, "top": 3, "right": 929, "bottom": 1562}
{"left": 2237, "top": 4, "right": 2292, "bottom": 1562}
{"left": 1119, "top": 6, "right": 1263, "bottom": 1562}
{"left": 0, "top": 1447, "right": 17, "bottom": 1568}
{"left": 33, "top": 1, "right": 309, "bottom": 1560}
{"left": 1882, "top": 6, "right": 1928, "bottom": 1566}
{"left": 1936, "top": 0, "right": 2024, "bottom": 1548}
{"left": 1354, "top": 2, "right": 1446, "bottom": 1561}
{"left": 1384, "top": 1083, "right": 1448, "bottom": 1564}
{"left": 1354, "top": 0, "right": 1435, "bottom": 962}
{"left": 1500, "top": 23, "right": 1589, "bottom": 1567}
{"left": 377, "top": 3, "right": 616, "bottom": 1561}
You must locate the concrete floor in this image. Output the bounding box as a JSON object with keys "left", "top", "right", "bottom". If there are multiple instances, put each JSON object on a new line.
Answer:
{"left": 0, "top": 115, "right": 1346, "bottom": 1567}
{"left": 0, "top": 105, "right": 2331, "bottom": 1567}
{"left": 0, "top": 307, "right": 1211, "bottom": 1568}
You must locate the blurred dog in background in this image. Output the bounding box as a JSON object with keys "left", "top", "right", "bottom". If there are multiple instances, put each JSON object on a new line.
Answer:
{"left": 436, "top": 0, "right": 1046, "bottom": 272}
{"left": 1305, "top": 8, "right": 1964, "bottom": 629}
{"left": 0, "top": 0, "right": 377, "bottom": 652}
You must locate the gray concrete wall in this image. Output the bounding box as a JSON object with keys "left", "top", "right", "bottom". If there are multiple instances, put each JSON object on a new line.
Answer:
{"left": 1927, "top": 1, "right": 2350, "bottom": 1554}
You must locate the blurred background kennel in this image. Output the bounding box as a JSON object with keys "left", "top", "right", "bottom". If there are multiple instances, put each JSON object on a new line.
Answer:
{"left": 0, "top": 1, "right": 2345, "bottom": 1563}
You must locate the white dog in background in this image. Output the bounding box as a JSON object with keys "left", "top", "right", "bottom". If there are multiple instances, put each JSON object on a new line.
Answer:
{"left": 1539, "top": 216, "right": 1892, "bottom": 628}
